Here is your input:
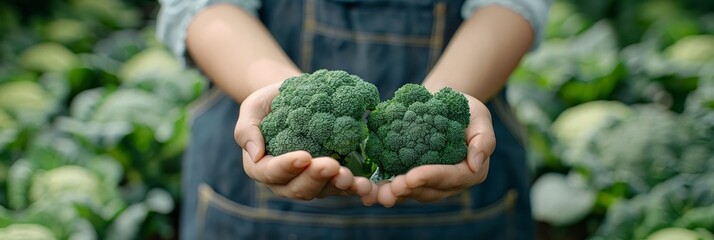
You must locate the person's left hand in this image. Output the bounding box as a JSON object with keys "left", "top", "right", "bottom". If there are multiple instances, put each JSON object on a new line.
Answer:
{"left": 376, "top": 94, "right": 496, "bottom": 207}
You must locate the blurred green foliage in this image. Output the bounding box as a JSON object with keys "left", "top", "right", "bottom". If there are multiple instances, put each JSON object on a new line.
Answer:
{"left": 0, "top": 0, "right": 204, "bottom": 239}
{"left": 514, "top": 0, "right": 714, "bottom": 238}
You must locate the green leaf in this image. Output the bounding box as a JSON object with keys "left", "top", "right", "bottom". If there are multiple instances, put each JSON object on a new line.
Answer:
{"left": 0, "top": 204, "right": 15, "bottom": 228}
{"left": 7, "top": 159, "right": 34, "bottom": 209}
{"left": 520, "top": 40, "right": 575, "bottom": 89}
{"left": 19, "top": 43, "right": 79, "bottom": 73}
{"left": 531, "top": 172, "right": 596, "bottom": 226}
{"left": 551, "top": 101, "right": 633, "bottom": 167}
{"left": 67, "top": 220, "right": 97, "bottom": 240}
{"left": 74, "top": 203, "right": 109, "bottom": 234}
{"left": 122, "top": 69, "right": 207, "bottom": 105}
{"left": 86, "top": 156, "right": 123, "bottom": 187}
{"left": 29, "top": 165, "right": 103, "bottom": 205}
{"left": 44, "top": 19, "right": 91, "bottom": 44}
{"left": 0, "top": 224, "right": 57, "bottom": 240}
{"left": 546, "top": 1, "right": 589, "bottom": 39}
{"left": 70, "top": 0, "right": 140, "bottom": 28}
{"left": 118, "top": 48, "right": 181, "bottom": 83}
{"left": 589, "top": 106, "right": 708, "bottom": 191}
{"left": 69, "top": 88, "right": 106, "bottom": 121}
{"left": 55, "top": 117, "right": 133, "bottom": 148}
{"left": 0, "top": 109, "right": 18, "bottom": 153}
{"left": 594, "top": 174, "right": 714, "bottom": 239}
{"left": 105, "top": 204, "right": 148, "bottom": 240}
{"left": 665, "top": 35, "right": 714, "bottom": 66}
{"left": 646, "top": 228, "right": 701, "bottom": 240}
{"left": 144, "top": 189, "right": 174, "bottom": 215}
{"left": 158, "top": 111, "right": 189, "bottom": 160}
{"left": 93, "top": 30, "right": 146, "bottom": 62}
{"left": 674, "top": 205, "right": 714, "bottom": 229}
{"left": 369, "top": 167, "right": 394, "bottom": 183}
{"left": 91, "top": 89, "right": 173, "bottom": 132}
{"left": 0, "top": 81, "right": 56, "bottom": 127}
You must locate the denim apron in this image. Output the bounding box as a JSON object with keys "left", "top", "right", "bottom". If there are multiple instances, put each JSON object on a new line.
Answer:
{"left": 180, "top": 0, "right": 533, "bottom": 239}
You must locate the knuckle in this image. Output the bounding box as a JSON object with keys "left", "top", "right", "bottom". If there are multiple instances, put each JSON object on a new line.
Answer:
{"left": 288, "top": 183, "right": 302, "bottom": 194}
{"left": 292, "top": 192, "right": 315, "bottom": 201}
{"left": 474, "top": 172, "right": 488, "bottom": 184}
{"left": 233, "top": 125, "right": 248, "bottom": 145}
{"left": 287, "top": 184, "right": 316, "bottom": 200}
{"left": 272, "top": 185, "right": 314, "bottom": 200}
{"left": 243, "top": 165, "right": 257, "bottom": 181}
{"left": 270, "top": 187, "right": 290, "bottom": 198}
{"left": 263, "top": 172, "right": 280, "bottom": 184}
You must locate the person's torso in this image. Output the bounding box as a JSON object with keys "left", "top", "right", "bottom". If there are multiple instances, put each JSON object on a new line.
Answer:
{"left": 180, "top": 1, "right": 533, "bottom": 239}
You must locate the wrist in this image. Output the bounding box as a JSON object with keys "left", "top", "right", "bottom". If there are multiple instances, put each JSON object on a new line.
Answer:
{"left": 244, "top": 59, "right": 302, "bottom": 95}
{"left": 421, "top": 78, "right": 469, "bottom": 96}
{"left": 421, "top": 79, "right": 444, "bottom": 94}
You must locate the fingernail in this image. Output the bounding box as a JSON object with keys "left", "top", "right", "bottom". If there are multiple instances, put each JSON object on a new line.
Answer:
{"left": 320, "top": 168, "right": 334, "bottom": 178}
{"left": 293, "top": 158, "right": 309, "bottom": 168}
{"left": 246, "top": 141, "right": 259, "bottom": 162}
{"left": 472, "top": 152, "right": 484, "bottom": 170}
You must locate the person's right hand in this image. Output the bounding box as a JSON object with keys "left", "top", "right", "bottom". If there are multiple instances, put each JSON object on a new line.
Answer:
{"left": 234, "top": 83, "right": 378, "bottom": 205}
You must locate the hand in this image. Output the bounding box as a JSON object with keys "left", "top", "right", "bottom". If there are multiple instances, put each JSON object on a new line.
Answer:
{"left": 376, "top": 94, "right": 495, "bottom": 207}
{"left": 234, "top": 83, "right": 379, "bottom": 205}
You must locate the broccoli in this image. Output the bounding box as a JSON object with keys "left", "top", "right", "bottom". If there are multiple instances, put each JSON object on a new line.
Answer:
{"left": 366, "top": 84, "right": 470, "bottom": 176}
{"left": 261, "top": 72, "right": 471, "bottom": 178}
{"left": 260, "top": 69, "right": 380, "bottom": 159}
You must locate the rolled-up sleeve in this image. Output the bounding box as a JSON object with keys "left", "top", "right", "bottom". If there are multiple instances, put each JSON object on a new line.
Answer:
{"left": 462, "top": 0, "right": 551, "bottom": 50}
{"left": 156, "top": 0, "right": 261, "bottom": 66}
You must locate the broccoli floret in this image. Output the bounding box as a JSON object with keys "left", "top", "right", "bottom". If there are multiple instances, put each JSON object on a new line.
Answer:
{"left": 366, "top": 84, "right": 470, "bottom": 176}
{"left": 260, "top": 69, "right": 380, "bottom": 158}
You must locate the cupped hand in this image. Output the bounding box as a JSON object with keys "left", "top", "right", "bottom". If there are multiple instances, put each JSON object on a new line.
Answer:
{"left": 234, "top": 83, "right": 378, "bottom": 205}
{"left": 377, "top": 94, "right": 496, "bottom": 207}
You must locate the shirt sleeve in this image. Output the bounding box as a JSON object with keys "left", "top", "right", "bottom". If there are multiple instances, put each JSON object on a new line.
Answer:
{"left": 156, "top": 0, "right": 262, "bottom": 66}
{"left": 461, "top": 0, "right": 552, "bottom": 50}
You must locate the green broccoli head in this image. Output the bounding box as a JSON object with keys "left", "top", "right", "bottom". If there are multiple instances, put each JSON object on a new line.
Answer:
{"left": 366, "top": 84, "right": 470, "bottom": 176}
{"left": 260, "top": 69, "right": 379, "bottom": 157}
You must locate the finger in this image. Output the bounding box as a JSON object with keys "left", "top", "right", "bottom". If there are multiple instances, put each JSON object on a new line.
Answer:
{"left": 316, "top": 168, "right": 364, "bottom": 198}
{"left": 405, "top": 187, "right": 462, "bottom": 203}
{"left": 276, "top": 157, "right": 341, "bottom": 200}
{"left": 234, "top": 83, "right": 281, "bottom": 162}
{"left": 388, "top": 175, "right": 412, "bottom": 197}
{"left": 331, "top": 167, "right": 355, "bottom": 191}
{"left": 316, "top": 186, "right": 344, "bottom": 198}
{"left": 404, "top": 161, "right": 485, "bottom": 190}
{"left": 352, "top": 177, "right": 377, "bottom": 206}
{"left": 242, "top": 151, "right": 259, "bottom": 180}
{"left": 307, "top": 170, "right": 379, "bottom": 202}
{"left": 314, "top": 167, "right": 354, "bottom": 198}
{"left": 464, "top": 97, "right": 496, "bottom": 173}
{"left": 377, "top": 182, "right": 400, "bottom": 207}
{"left": 350, "top": 177, "right": 373, "bottom": 196}
{"left": 249, "top": 151, "right": 311, "bottom": 184}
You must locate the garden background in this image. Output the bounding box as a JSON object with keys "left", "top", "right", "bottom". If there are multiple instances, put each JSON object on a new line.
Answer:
{"left": 0, "top": 0, "right": 712, "bottom": 239}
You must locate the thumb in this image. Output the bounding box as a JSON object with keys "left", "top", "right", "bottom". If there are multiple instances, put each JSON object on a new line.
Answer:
{"left": 464, "top": 96, "right": 496, "bottom": 173}
{"left": 234, "top": 83, "right": 281, "bottom": 162}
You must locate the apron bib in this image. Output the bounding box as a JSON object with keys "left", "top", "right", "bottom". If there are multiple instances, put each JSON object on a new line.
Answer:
{"left": 180, "top": 1, "right": 533, "bottom": 239}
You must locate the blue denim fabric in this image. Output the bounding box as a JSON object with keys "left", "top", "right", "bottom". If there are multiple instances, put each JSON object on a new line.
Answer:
{"left": 180, "top": 0, "right": 533, "bottom": 239}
